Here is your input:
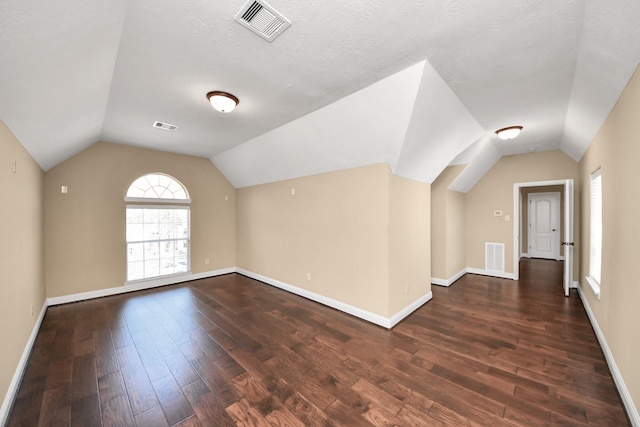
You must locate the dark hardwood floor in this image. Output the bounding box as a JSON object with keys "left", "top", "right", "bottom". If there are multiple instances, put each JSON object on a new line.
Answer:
{"left": 8, "top": 258, "right": 630, "bottom": 426}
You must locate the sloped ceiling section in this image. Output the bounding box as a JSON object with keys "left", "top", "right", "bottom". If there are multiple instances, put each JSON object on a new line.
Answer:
{"left": 213, "top": 60, "right": 488, "bottom": 189}
{"left": 393, "top": 64, "right": 484, "bottom": 183}
{"left": 561, "top": 0, "right": 640, "bottom": 161}
{"left": 448, "top": 136, "right": 502, "bottom": 193}
{"left": 212, "top": 62, "right": 425, "bottom": 188}
{"left": 0, "top": 0, "right": 128, "bottom": 170}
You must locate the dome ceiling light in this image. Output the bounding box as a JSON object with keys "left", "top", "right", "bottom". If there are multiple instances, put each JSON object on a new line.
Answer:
{"left": 207, "top": 91, "right": 239, "bottom": 113}
{"left": 495, "top": 126, "right": 523, "bottom": 140}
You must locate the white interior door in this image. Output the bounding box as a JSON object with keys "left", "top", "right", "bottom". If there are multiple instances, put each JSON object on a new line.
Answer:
{"left": 563, "top": 180, "right": 574, "bottom": 297}
{"left": 528, "top": 192, "right": 560, "bottom": 260}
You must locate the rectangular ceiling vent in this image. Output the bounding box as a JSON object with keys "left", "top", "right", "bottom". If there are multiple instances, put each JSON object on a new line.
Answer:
{"left": 234, "top": 0, "right": 291, "bottom": 42}
{"left": 153, "top": 121, "right": 178, "bottom": 131}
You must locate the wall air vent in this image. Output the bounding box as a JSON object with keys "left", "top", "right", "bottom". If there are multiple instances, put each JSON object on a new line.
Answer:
{"left": 153, "top": 121, "right": 178, "bottom": 131}
{"left": 235, "top": 0, "right": 291, "bottom": 42}
{"left": 485, "top": 242, "right": 505, "bottom": 272}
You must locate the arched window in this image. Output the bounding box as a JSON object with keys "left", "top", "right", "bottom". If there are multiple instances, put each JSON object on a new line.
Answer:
{"left": 125, "top": 173, "right": 191, "bottom": 282}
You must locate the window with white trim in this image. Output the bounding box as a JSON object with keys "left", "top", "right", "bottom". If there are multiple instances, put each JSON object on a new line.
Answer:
{"left": 125, "top": 174, "right": 191, "bottom": 282}
{"left": 587, "top": 168, "right": 602, "bottom": 298}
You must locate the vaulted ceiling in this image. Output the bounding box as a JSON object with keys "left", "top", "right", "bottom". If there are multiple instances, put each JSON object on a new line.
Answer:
{"left": 2, "top": 1, "right": 639, "bottom": 190}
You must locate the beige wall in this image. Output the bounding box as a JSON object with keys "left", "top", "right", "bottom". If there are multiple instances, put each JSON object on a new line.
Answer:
{"left": 579, "top": 65, "right": 640, "bottom": 413}
{"left": 388, "top": 174, "right": 431, "bottom": 314}
{"left": 0, "top": 123, "right": 45, "bottom": 410}
{"left": 431, "top": 165, "right": 467, "bottom": 280}
{"left": 44, "top": 142, "right": 236, "bottom": 297}
{"left": 521, "top": 185, "right": 564, "bottom": 256}
{"left": 237, "top": 163, "right": 431, "bottom": 318}
{"left": 466, "top": 150, "right": 579, "bottom": 273}
{"left": 447, "top": 187, "right": 466, "bottom": 277}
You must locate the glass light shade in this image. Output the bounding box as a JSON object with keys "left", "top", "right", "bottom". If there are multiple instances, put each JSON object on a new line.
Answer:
{"left": 495, "top": 126, "right": 523, "bottom": 140}
{"left": 207, "top": 91, "right": 239, "bottom": 113}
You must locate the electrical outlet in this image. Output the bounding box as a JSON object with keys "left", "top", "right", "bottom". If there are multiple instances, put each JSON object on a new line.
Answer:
{"left": 405, "top": 284, "right": 410, "bottom": 295}
{"left": 306, "top": 273, "right": 311, "bottom": 281}
{"left": 31, "top": 305, "right": 34, "bottom": 317}
{"left": 204, "top": 258, "right": 210, "bottom": 265}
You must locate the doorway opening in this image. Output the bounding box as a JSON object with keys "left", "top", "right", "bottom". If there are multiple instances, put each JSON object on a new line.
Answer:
{"left": 513, "top": 179, "right": 575, "bottom": 296}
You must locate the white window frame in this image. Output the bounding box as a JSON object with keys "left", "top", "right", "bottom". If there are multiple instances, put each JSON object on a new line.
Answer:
{"left": 125, "top": 174, "right": 191, "bottom": 284}
{"left": 586, "top": 168, "right": 602, "bottom": 299}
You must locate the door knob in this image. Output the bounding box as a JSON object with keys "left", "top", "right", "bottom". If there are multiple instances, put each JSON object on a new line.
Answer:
{"left": 552, "top": 229, "right": 556, "bottom": 231}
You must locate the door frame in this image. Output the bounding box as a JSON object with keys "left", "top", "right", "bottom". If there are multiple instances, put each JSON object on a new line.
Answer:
{"left": 513, "top": 179, "right": 575, "bottom": 295}
{"left": 527, "top": 192, "right": 561, "bottom": 260}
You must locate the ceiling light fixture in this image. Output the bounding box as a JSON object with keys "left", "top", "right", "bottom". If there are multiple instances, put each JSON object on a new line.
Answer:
{"left": 207, "top": 91, "right": 239, "bottom": 113}
{"left": 495, "top": 126, "right": 523, "bottom": 140}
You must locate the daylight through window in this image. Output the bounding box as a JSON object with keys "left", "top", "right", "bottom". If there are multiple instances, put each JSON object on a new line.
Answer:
{"left": 587, "top": 168, "right": 602, "bottom": 298}
{"left": 125, "top": 174, "right": 191, "bottom": 282}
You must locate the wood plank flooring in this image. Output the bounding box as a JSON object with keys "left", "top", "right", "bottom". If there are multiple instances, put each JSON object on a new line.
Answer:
{"left": 8, "top": 258, "right": 630, "bottom": 426}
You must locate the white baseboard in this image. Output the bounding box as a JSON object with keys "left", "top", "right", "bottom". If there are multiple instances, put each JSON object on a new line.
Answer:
{"left": 431, "top": 269, "right": 467, "bottom": 287}
{"left": 47, "top": 267, "right": 236, "bottom": 306}
{"left": 430, "top": 277, "right": 448, "bottom": 286}
{"left": 0, "top": 301, "right": 47, "bottom": 426}
{"left": 237, "top": 268, "right": 431, "bottom": 329}
{"left": 466, "top": 267, "right": 515, "bottom": 280}
{"left": 389, "top": 291, "right": 432, "bottom": 328}
{"left": 577, "top": 283, "right": 639, "bottom": 426}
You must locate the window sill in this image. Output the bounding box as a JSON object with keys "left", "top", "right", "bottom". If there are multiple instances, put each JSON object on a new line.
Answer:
{"left": 585, "top": 276, "right": 601, "bottom": 300}
{"left": 124, "top": 272, "right": 192, "bottom": 287}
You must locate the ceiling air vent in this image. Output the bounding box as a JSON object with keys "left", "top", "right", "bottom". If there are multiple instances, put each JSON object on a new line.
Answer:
{"left": 234, "top": 0, "right": 291, "bottom": 42}
{"left": 153, "top": 121, "right": 178, "bottom": 131}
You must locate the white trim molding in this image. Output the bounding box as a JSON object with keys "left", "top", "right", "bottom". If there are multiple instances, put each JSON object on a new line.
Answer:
{"left": 431, "top": 269, "right": 467, "bottom": 287}
{"left": 466, "top": 267, "right": 515, "bottom": 280}
{"left": 48, "top": 268, "right": 236, "bottom": 306}
{"left": 431, "top": 277, "right": 448, "bottom": 286}
{"left": 513, "top": 179, "right": 573, "bottom": 282}
{"left": 389, "top": 292, "right": 433, "bottom": 328}
{"left": 0, "top": 301, "right": 47, "bottom": 426}
{"left": 577, "top": 282, "right": 639, "bottom": 426}
{"left": 585, "top": 275, "right": 601, "bottom": 300}
{"left": 124, "top": 197, "right": 191, "bottom": 204}
{"left": 237, "top": 268, "right": 432, "bottom": 329}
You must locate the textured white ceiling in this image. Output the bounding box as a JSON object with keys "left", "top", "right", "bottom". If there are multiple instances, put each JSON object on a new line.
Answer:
{"left": 0, "top": 0, "right": 128, "bottom": 169}
{"left": 213, "top": 61, "right": 424, "bottom": 188}
{"left": 561, "top": 0, "right": 640, "bottom": 161}
{"left": 2, "top": 0, "right": 640, "bottom": 190}
{"left": 393, "top": 62, "right": 484, "bottom": 184}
